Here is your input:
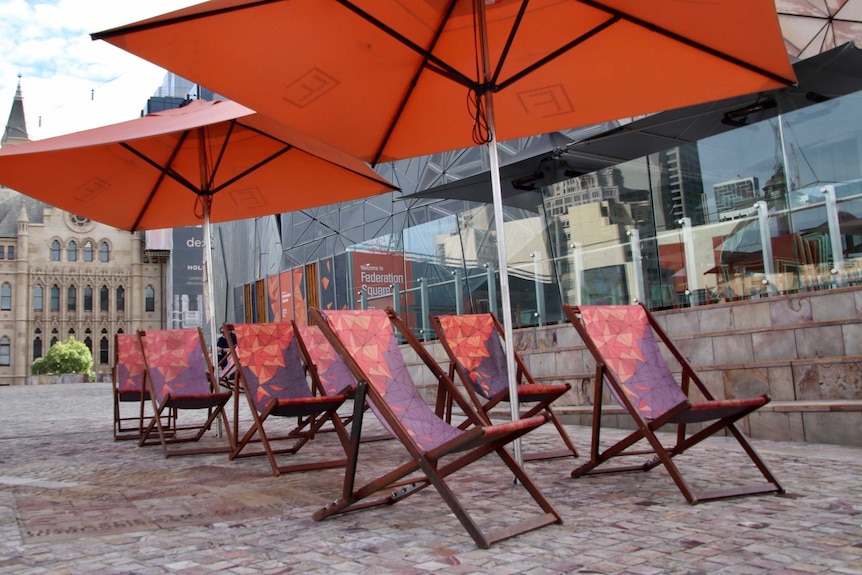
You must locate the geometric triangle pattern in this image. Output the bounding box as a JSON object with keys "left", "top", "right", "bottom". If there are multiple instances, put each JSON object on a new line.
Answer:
{"left": 138, "top": 329, "right": 213, "bottom": 407}
{"left": 115, "top": 333, "right": 146, "bottom": 394}
{"left": 321, "top": 309, "right": 462, "bottom": 452}
{"left": 435, "top": 314, "right": 508, "bottom": 399}
{"left": 578, "top": 306, "right": 687, "bottom": 420}
{"left": 232, "top": 323, "right": 311, "bottom": 412}
{"left": 298, "top": 325, "right": 356, "bottom": 396}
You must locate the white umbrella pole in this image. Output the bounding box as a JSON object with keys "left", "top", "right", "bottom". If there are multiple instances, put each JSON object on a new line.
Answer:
{"left": 477, "top": 1, "right": 522, "bottom": 467}
{"left": 203, "top": 198, "right": 222, "bottom": 438}
{"left": 485, "top": 99, "right": 523, "bottom": 467}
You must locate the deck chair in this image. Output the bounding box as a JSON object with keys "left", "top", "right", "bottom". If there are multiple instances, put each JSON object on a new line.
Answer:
{"left": 432, "top": 313, "right": 579, "bottom": 461}
{"left": 295, "top": 324, "right": 390, "bottom": 442}
{"left": 309, "top": 306, "right": 561, "bottom": 549}
{"left": 562, "top": 303, "right": 784, "bottom": 504}
{"left": 113, "top": 333, "right": 166, "bottom": 440}
{"left": 138, "top": 327, "right": 234, "bottom": 458}
{"left": 224, "top": 322, "right": 350, "bottom": 476}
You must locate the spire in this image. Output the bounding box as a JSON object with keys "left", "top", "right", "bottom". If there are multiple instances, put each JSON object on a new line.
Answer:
{"left": 2, "top": 74, "right": 30, "bottom": 146}
{"left": 17, "top": 197, "right": 29, "bottom": 224}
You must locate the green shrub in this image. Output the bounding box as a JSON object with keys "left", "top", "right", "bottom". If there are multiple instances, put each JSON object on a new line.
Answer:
{"left": 31, "top": 337, "right": 93, "bottom": 375}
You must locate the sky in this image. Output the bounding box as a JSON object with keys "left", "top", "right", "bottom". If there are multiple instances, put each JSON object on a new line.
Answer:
{"left": 0, "top": 0, "right": 205, "bottom": 140}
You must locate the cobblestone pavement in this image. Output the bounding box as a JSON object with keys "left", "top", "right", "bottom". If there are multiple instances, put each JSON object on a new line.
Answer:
{"left": 0, "top": 383, "right": 860, "bottom": 574}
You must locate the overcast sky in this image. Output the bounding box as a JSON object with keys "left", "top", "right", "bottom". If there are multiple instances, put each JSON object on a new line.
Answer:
{"left": 0, "top": 0, "right": 204, "bottom": 140}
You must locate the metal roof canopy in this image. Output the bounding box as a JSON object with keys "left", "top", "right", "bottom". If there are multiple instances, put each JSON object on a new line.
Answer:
{"left": 401, "top": 130, "right": 617, "bottom": 211}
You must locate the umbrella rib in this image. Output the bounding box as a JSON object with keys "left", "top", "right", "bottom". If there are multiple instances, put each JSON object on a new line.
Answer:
{"left": 337, "top": 0, "right": 469, "bottom": 166}
{"left": 121, "top": 132, "right": 192, "bottom": 232}
{"left": 573, "top": 0, "right": 796, "bottom": 87}
{"left": 488, "top": 0, "right": 530, "bottom": 88}
{"left": 496, "top": 14, "right": 617, "bottom": 92}
{"left": 336, "top": 0, "right": 475, "bottom": 89}
{"left": 120, "top": 137, "right": 204, "bottom": 197}
{"left": 209, "top": 146, "right": 293, "bottom": 194}
{"left": 204, "top": 120, "right": 238, "bottom": 193}
{"left": 233, "top": 119, "right": 399, "bottom": 190}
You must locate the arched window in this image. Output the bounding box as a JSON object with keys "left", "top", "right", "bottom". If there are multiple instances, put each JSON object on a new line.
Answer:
{"left": 99, "top": 329, "right": 109, "bottom": 364}
{"left": 84, "top": 285, "right": 93, "bottom": 312}
{"left": 67, "top": 240, "right": 77, "bottom": 262}
{"left": 33, "top": 285, "right": 43, "bottom": 311}
{"left": 50, "top": 240, "right": 61, "bottom": 261}
{"left": 0, "top": 283, "right": 11, "bottom": 311}
{"left": 0, "top": 336, "right": 10, "bottom": 366}
{"left": 50, "top": 328, "right": 58, "bottom": 347}
{"left": 145, "top": 285, "right": 155, "bottom": 312}
{"left": 83, "top": 241, "right": 93, "bottom": 262}
{"left": 50, "top": 285, "right": 60, "bottom": 312}
{"left": 100, "top": 285, "right": 109, "bottom": 312}
{"left": 67, "top": 285, "right": 77, "bottom": 311}
{"left": 84, "top": 336, "right": 93, "bottom": 353}
{"left": 116, "top": 286, "right": 125, "bottom": 312}
{"left": 33, "top": 330, "right": 42, "bottom": 361}
{"left": 100, "top": 241, "right": 110, "bottom": 262}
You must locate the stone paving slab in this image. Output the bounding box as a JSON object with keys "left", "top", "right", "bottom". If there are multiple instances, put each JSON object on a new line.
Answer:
{"left": 0, "top": 383, "right": 861, "bottom": 574}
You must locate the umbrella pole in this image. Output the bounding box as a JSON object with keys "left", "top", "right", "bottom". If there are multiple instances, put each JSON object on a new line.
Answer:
{"left": 477, "top": 1, "right": 522, "bottom": 467}
{"left": 203, "top": 197, "right": 222, "bottom": 438}
{"left": 486, "top": 99, "right": 523, "bottom": 467}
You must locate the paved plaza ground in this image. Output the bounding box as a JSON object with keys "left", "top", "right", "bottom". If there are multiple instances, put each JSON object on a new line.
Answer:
{"left": 0, "top": 382, "right": 860, "bottom": 574}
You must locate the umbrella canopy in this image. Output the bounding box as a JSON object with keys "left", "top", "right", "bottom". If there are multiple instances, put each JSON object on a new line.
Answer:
{"left": 93, "top": 1, "right": 796, "bottom": 166}
{"left": 777, "top": 0, "right": 862, "bottom": 60}
{"left": 0, "top": 99, "right": 396, "bottom": 231}
{"left": 93, "top": 0, "right": 795, "bottom": 462}
{"left": 0, "top": 98, "right": 397, "bottom": 377}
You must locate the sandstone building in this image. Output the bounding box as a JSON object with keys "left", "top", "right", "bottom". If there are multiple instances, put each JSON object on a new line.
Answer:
{"left": 0, "top": 79, "right": 165, "bottom": 385}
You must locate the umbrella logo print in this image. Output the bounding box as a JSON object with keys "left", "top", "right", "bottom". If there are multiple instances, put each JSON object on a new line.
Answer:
{"left": 229, "top": 187, "right": 268, "bottom": 209}
{"left": 74, "top": 178, "right": 110, "bottom": 203}
{"left": 284, "top": 68, "right": 340, "bottom": 108}
{"left": 518, "top": 85, "right": 574, "bottom": 117}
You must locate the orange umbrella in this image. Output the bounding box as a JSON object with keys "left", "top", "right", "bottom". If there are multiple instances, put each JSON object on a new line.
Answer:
{"left": 0, "top": 98, "right": 397, "bottom": 362}
{"left": 93, "top": 0, "right": 795, "bottom": 460}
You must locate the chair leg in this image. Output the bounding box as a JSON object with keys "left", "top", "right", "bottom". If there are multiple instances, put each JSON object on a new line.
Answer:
{"left": 518, "top": 404, "right": 579, "bottom": 461}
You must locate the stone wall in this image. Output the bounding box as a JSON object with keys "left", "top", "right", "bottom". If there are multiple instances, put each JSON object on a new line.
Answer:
{"left": 407, "top": 286, "right": 862, "bottom": 447}
{"left": 26, "top": 373, "right": 90, "bottom": 385}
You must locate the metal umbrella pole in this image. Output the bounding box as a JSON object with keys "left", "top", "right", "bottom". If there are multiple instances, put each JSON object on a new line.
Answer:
{"left": 477, "top": 0, "right": 522, "bottom": 466}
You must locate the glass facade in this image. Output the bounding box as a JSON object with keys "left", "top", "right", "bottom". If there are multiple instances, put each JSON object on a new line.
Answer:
{"left": 212, "top": 88, "right": 862, "bottom": 338}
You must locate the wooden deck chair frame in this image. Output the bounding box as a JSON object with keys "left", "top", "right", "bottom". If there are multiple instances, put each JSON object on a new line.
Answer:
{"left": 113, "top": 332, "right": 167, "bottom": 441}
{"left": 308, "top": 306, "right": 561, "bottom": 549}
{"left": 431, "top": 312, "right": 579, "bottom": 461}
{"left": 562, "top": 303, "right": 784, "bottom": 504}
{"left": 223, "top": 322, "right": 351, "bottom": 476}
{"left": 138, "top": 327, "right": 234, "bottom": 458}
{"left": 217, "top": 353, "right": 238, "bottom": 391}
